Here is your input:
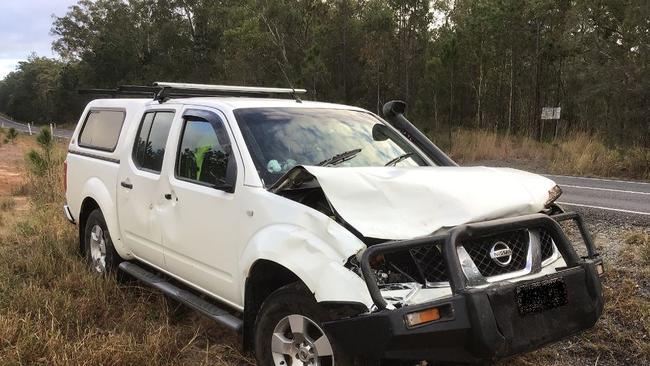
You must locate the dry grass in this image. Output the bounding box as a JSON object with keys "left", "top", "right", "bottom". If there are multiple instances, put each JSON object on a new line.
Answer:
{"left": 0, "top": 197, "right": 15, "bottom": 211}
{"left": 549, "top": 134, "right": 649, "bottom": 180}
{"left": 443, "top": 130, "right": 649, "bottom": 181}
{"left": 0, "top": 208, "right": 252, "bottom": 365}
{"left": 507, "top": 225, "right": 650, "bottom": 366}
{"left": 624, "top": 231, "right": 650, "bottom": 265}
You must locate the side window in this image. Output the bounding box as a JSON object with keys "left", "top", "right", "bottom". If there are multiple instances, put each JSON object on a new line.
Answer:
{"left": 176, "top": 118, "right": 233, "bottom": 187}
{"left": 78, "top": 110, "right": 125, "bottom": 151}
{"left": 132, "top": 111, "right": 174, "bottom": 173}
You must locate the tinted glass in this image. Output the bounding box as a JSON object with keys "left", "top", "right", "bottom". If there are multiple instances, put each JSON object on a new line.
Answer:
{"left": 234, "top": 108, "right": 426, "bottom": 186}
{"left": 132, "top": 111, "right": 174, "bottom": 173}
{"left": 78, "top": 110, "right": 125, "bottom": 151}
{"left": 177, "top": 119, "right": 232, "bottom": 186}
{"left": 133, "top": 112, "right": 154, "bottom": 167}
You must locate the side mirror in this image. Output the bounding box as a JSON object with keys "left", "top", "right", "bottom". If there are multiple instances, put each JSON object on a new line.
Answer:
{"left": 372, "top": 124, "right": 390, "bottom": 141}
{"left": 223, "top": 151, "right": 237, "bottom": 193}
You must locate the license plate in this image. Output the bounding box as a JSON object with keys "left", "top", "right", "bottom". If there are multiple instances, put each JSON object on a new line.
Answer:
{"left": 516, "top": 278, "right": 568, "bottom": 315}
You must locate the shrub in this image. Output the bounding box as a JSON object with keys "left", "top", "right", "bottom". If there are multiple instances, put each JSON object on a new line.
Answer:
{"left": 25, "top": 128, "right": 63, "bottom": 204}
{"left": 6, "top": 127, "right": 18, "bottom": 143}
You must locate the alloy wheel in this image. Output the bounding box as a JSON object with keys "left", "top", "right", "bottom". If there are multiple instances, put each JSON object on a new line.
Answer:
{"left": 271, "top": 314, "right": 334, "bottom": 366}
{"left": 89, "top": 224, "right": 107, "bottom": 273}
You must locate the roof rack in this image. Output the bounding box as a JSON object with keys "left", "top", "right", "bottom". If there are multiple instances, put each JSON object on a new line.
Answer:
{"left": 78, "top": 82, "right": 307, "bottom": 103}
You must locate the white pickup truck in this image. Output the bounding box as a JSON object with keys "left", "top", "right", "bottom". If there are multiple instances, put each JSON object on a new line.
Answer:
{"left": 64, "top": 82, "right": 604, "bottom": 365}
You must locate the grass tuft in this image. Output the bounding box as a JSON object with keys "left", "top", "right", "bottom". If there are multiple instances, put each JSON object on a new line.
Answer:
{"left": 625, "top": 230, "right": 650, "bottom": 265}
{"left": 0, "top": 197, "right": 16, "bottom": 211}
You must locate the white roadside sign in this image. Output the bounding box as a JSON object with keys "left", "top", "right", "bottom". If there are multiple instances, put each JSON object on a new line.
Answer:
{"left": 541, "top": 107, "right": 561, "bottom": 120}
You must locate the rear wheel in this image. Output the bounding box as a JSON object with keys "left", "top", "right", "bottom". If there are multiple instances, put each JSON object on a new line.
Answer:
{"left": 254, "top": 283, "right": 353, "bottom": 366}
{"left": 83, "top": 209, "right": 122, "bottom": 274}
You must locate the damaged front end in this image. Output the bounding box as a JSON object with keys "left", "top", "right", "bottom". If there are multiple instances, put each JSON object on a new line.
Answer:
{"left": 270, "top": 165, "right": 604, "bottom": 362}
{"left": 324, "top": 212, "right": 604, "bottom": 363}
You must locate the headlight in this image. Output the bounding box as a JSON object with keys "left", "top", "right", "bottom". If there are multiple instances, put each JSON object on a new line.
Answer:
{"left": 545, "top": 185, "right": 563, "bottom": 207}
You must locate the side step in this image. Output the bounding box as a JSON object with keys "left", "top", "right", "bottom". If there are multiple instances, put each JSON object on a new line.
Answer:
{"left": 119, "top": 262, "right": 243, "bottom": 332}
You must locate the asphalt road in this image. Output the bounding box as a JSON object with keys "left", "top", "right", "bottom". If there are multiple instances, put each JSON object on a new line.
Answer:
{"left": 544, "top": 174, "right": 649, "bottom": 225}
{"left": 0, "top": 114, "right": 73, "bottom": 139}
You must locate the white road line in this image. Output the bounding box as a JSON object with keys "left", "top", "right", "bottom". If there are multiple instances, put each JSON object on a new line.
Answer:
{"left": 558, "top": 202, "right": 650, "bottom": 216}
{"left": 560, "top": 184, "right": 650, "bottom": 195}
{"left": 545, "top": 174, "right": 650, "bottom": 186}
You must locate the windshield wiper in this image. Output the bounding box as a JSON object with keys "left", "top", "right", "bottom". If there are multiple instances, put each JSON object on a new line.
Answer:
{"left": 384, "top": 152, "right": 415, "bottom": 166}
{"left": 317, "top": 148, "right": 362, "bottom": 167}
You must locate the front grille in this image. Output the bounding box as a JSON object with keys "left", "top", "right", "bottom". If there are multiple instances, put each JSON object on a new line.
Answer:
{"left": 406, "top": 229, "right": 552, "bottom": 285}
{"left": 539, "top": 229, "right": 555, "bottom": 260}
{"left": 462, "top": 230, "right": 529, "bottom": 277}
{"left": 409, "top": 242, "right": 448, "bottom": 282}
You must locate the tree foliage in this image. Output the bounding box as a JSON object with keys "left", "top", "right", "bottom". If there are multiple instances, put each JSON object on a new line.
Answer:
{"left": 0, "top": 0, "right": 647, "bottom": 146}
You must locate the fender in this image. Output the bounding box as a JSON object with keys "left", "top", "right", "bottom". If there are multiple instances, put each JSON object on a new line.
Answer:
{"left": 240, "top": 223, "right": 373, "bottom": 309}
{"left": 78, "top": 177, "right": 132, "bottom": 258}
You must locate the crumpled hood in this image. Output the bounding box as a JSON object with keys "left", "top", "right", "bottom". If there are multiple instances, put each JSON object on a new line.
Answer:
{"left": 298, "top": 166, "right": 557, "bottom": 240}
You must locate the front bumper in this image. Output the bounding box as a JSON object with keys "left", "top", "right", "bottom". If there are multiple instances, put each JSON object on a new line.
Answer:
{"left": 323, "top": 212, "right": 604, "bottom": 363}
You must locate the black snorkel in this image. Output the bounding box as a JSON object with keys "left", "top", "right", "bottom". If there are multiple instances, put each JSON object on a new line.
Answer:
{"left": 382, "top": 100, "right": 458, "bottom": 167}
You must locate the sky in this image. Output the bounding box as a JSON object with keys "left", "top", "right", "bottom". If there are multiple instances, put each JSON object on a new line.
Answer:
{"left": 0, "top": 0, "right": 78, "bottom": 79}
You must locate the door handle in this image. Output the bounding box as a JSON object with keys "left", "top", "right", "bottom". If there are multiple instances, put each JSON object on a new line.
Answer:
{"left": 164, "top": 193, "right": 172, "bottom": 200}
{"left": 121, "top": 181, "right": 133, "bottom": 189}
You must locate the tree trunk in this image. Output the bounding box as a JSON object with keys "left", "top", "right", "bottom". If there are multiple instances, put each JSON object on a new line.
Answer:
{"left": 508, "top": 48, "right": 514, "bottom": 135}
{"left": 433, "top": 89, "right": 439, "bottom": 131}
{"left": 448, "top": 62, "right": 455, "bottom": 150}
{"left": 534, "top": 20, "right": 542, "bottom": 141}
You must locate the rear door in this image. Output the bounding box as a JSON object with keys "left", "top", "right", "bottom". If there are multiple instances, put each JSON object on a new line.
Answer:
{"left": 158, "top": 107, "right": 242, "bottom": 304}
{"left": 117, "top": 109, "right": 176, "bottom": 267}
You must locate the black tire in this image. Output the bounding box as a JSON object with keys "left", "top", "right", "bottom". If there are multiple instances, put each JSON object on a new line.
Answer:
{"left": 254, "top": 282, "right": 358, "bottom": 366}
{"left": 83, "top": 208, "right": 123, "bottom": 274}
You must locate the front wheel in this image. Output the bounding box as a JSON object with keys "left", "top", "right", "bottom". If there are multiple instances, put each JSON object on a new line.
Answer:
{"left": 254, "top": 283, "right": 353, "bottom": 366}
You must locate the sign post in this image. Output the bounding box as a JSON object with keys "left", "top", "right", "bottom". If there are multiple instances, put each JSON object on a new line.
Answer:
{"left": 541, "top": 107, "right": 561, "bottom": 140}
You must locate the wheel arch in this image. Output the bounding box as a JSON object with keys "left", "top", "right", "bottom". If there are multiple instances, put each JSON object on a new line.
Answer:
{"left": 240, "top": 225, "right": 373, "bottom": 349}
{"left": 243, "top": 259, "right": 302, "bottom": 351}
{"left": 78, "top": 197, "right": 100, "bottom": 253}
{"left": 76, "top": 177, "right": 129, "bottom": 257}
{"left": 243, "top": 259, "right": 369, "bottom": 354}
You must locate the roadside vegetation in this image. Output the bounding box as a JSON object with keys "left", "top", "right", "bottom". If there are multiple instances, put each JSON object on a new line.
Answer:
{"left": 0, "top": 131, "right": 648, "bottom": 365}
{"left": 442, "top": 129, "right": 649, "bottom": 181}
{"left": 4, "top": 128, "right": 17, "bottom": 144}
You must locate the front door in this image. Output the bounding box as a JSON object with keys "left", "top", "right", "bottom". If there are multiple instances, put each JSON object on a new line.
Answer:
{"left": 158, "top": 107, "right": 242, "bottom": 304}
{"left": 117, "top": 110, "right": 175, "bottom": 267}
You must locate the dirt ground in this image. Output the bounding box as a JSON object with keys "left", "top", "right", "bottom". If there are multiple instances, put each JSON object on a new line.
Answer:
{"left": 0, "top": 136, "right": 32, "bottom": 234}
{"left": 0, "top": 133, "right": 647, "bottom": 365}
{"left": 0, "top": 137, "right": 30, "bottom": 194}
